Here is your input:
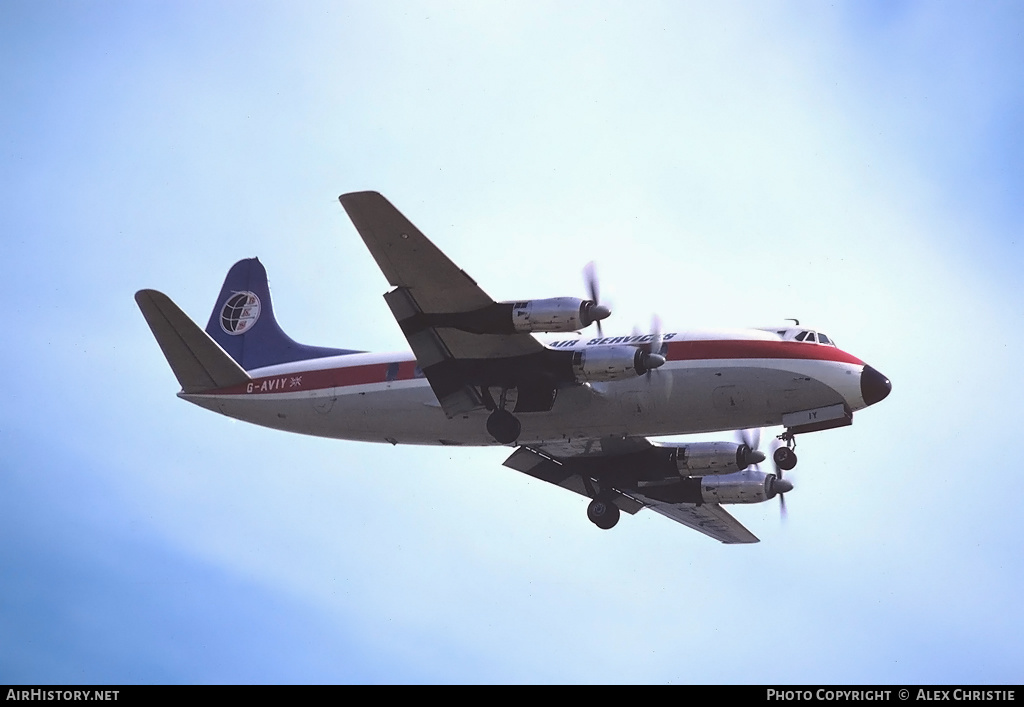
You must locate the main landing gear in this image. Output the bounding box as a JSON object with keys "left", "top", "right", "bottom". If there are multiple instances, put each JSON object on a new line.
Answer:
{"left": 486, "top": 388, "right": 522, "bottom": 444}
{"left": 581, "top": 476, "right": 620, "bottom": 530}
{"left": 486, "top": 409, "right": 521, "bottom": 445}
{"left": 587, "top": 495, "right": 620, "bottom": 530}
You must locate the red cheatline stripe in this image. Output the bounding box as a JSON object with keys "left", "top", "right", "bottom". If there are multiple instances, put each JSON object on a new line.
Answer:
{"left": 207, "top": 360, "right": 421, "bottom": 396}
{"left": 665, "top": 340, "right": 864, "bottom": 365}
{"left": 201, "top": 340, "right": 863, "bottom": 396}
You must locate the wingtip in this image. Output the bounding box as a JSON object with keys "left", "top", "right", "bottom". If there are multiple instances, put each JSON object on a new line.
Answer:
{"left": 338, "top": 190, "right": 383, "bottom": 205}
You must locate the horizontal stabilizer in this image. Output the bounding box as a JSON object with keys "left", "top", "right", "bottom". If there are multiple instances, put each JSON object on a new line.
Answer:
{"left": 136, "top": 289, "right": 250, "bottom": 393}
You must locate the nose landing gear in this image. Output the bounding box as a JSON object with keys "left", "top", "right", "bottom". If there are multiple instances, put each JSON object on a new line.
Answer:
{"left": 773, "top": 432, "right": 798, "bottom": 471}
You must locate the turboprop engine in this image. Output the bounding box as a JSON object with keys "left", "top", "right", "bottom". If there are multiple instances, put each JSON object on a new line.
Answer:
{"left": 507, "top": 297, "right": 610, "bottom": 333}
{"left": 424, "top": 297, "right": 611, "bottom": 335}
{"left": 636, "top": 462, "right": 792, "bottom": 506}
{"left": 571, "top": 345, "right": 665, "bottom": 382}
{"left": 659, "top": 441, "right": 765, "bottom": 476}
{"left": 699, "top": 470, "right": 791, "bottom": 504}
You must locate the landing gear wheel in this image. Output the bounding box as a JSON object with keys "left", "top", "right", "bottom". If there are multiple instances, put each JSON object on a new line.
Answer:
{"left": 774, "top": 446, "right": 797, "bottom": 471}
{"left": 486, "top": 409, "right": 521, "bottom": 444}
{"left": 587, "top": 496, "right": 620, "bottom": 530}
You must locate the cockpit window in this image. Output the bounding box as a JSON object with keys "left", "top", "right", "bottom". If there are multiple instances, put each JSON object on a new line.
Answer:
{"left": 794, "top": 329, "right": 836, "bottom": 346}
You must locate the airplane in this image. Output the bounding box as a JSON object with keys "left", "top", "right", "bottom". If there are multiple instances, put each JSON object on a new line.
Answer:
{"left": 136, "top": 191, "right": 892, "bottom": 543}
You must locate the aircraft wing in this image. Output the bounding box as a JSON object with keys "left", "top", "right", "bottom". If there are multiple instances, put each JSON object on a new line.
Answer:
{"left": 340, "top": 191, "right": 545, "bottom": 416}
{"left": 340, "top": 191, "right": 493, "bottom": 314}
{"left": 628, "top": 493, "right": 759, "bottom": 544}
{"left": 502, "top": 446, "right": 646, "bottom": 516}
{"left": 503, "top": 444, "right": 760, "bottom": 544}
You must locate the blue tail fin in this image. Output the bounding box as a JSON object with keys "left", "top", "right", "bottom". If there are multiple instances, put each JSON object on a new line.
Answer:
{"left": 205, "top": 258, "right": 360, "bottom": 371}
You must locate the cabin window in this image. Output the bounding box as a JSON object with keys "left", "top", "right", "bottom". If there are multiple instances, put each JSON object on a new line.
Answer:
{"left": 385, "top": 363, "right": 400, "bottom": 381}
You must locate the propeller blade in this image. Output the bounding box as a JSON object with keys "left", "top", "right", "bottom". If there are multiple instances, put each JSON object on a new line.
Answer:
{"left": 583, "top": 261, "right": 600, "bottom": 305}
{"left": 734, "top": 428, "right": 766, "bottom": 468}
{"left": 582, "top": 261, "right": 611, "bottom": 335}
{"left": 643, "top": 315, "right": 665, "bottom": 380}
{"left": 773, "top": 469, "right": 793, "bottom": 522}
{"left": 734, "top": 429, "right": 793, "bottom": 519}
{"left": 650, "top": 315, "right": 663, "bottom": 354}
{"left": 737, "top": 428, "right": 761, "bottom": 452}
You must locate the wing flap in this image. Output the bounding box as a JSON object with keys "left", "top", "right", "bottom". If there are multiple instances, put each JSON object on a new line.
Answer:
{"left": 529, "top": 435, "right": 654, "bottom": 459}
{"left": 503, "top": 447, "right": 644, "bottom": 514}
{"left": 505, "top": 442, "right": 760, "bottom": 543}
{"left": 383, "top": 287, "right": 543, "bottom": 361}
{"left": 344, "top": 192, "right": 547, "bottom": 417}
{"left": 433, "top": 328, "right": 542, "bottom": 359}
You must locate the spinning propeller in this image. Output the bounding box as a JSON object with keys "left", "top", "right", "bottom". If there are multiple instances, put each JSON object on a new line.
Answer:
{"left": 737, "top": 428, "right": 794, "bottom": 520}
{"left": 643, "top": 314, "right": 666, "bottom": 377}
{"left": 585, "top": 263, "right": 665, "bottom": 375}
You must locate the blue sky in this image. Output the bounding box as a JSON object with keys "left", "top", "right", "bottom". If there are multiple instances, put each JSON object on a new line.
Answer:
{"left": 2, "top": 1, "right": 1022, "bottom": 684}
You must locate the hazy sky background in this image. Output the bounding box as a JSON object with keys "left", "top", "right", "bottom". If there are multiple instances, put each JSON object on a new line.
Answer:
{"left": 2, "top": 1, "right": 1022, "bottom": 684}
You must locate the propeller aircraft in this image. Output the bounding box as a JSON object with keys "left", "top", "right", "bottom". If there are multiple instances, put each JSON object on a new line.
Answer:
{"left": 136, "top": 191, "right": 891, "bottom": 543}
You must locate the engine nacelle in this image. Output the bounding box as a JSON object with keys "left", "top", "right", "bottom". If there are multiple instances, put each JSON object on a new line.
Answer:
{"left": 408, "top": 296, "right": 610, "bottom": 335}
{"left": 637, "top": 467, "right": 788, "bottom": 506}
{"left": 700, "top": 470, "right": 781, "bottom": 505}
{"left": 508, "top": 297, "right": 601, "bottom": 333}
{"left": 571, "top": 345, "right": 651, "bottom": 382}
{"left": 661, "top": 442, "right": 757, "bottom": 476}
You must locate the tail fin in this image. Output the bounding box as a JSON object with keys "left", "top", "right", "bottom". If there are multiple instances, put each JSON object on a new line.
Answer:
{"left": 135, "top": 289, "right": 250, "bottom": 393}
{"left": 203, "top": 258, "right": 360, "bottom": 371}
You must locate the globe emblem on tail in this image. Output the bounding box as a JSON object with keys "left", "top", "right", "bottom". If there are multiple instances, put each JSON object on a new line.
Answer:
{"left": 220, "top": 291, "right": 261, "bottom": 335}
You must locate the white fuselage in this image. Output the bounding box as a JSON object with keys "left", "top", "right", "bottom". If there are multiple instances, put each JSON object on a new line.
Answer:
{"left": 181, "top": 327, "right": 870, "bottom": 447}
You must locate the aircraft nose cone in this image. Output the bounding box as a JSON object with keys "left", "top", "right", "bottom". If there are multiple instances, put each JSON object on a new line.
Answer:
{"left": 861, "top": 365, "right": 892, "bottom": 406}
